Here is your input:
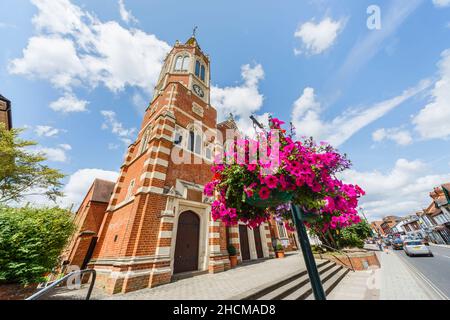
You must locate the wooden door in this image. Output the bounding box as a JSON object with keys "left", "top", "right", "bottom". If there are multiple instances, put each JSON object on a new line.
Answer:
{"left": 174, "top": 211, "right": 200, "bottom": 274}
{"left": 253, "top": 227, "right": 264, "bottom": 259}
{"left": 239, "top": 225, "right": 250, "bottom": 261}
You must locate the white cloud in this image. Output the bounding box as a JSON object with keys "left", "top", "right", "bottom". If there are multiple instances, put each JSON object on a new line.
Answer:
{"left": 118, "top": 0, "right": 138, "bottom": 24}
{"left": 59, "top": 143, "right": 72, "bottom": 150}
{"left": 101, "top": 110, "right": 136, "bottom": 145}
{"left": 49, "top": 93, "right": 89, "bottom": 113}
{"left": 9, "top": 36, "right": 85, "bottom": 89}
{"left": 35, "top": 125, "right": 60, "bottom": 137}
{"left": 412, "top": 49, "right": 450, "bottom": 140}
{"left": 291, "top": 80, "right": 431, "bottom": 146}
{"left": 294, "top": 17, "right": 346, "bottom": 55}
{"left": 211, "top": 63, "right": 264, "bottom": 122}
{"left": 34, "top": 145, "right": 71, "bottom": 162}
{"left": 372, "top": 128, "right": 413, "bottom": 146}
{"left": 60, "top": 168, "right": 119, "bottom": 208}
{"left": 9, "top": 0, "right": 170, "bottom": 94}
{"left": 432, "top": 0, "right": 450, "bottom": 7}
{"left": 340, "top": 158, "right": 450, "bottom": 220}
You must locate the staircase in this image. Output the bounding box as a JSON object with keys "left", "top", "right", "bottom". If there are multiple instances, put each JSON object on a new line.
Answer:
{"left": 239, "top": 260, "right": 351, "bottom": 300}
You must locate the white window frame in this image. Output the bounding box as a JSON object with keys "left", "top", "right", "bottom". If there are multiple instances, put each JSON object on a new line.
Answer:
{"left": 174, "top": 54, "right": 190, "bottom": 72}
{"left": 277, "top": 222, "right": 288, "bottom": 239}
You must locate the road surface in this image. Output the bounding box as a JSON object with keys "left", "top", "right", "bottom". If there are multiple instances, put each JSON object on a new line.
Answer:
{"left": 392, "top": 245, "right": 450, "bottom": 299}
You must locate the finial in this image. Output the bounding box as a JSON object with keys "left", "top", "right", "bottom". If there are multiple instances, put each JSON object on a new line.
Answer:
{"left": 193, "top": 26, "right": 198, "bottom": 37}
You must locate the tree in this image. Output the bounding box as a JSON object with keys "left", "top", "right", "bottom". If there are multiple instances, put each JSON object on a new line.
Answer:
{"left": 337, "top": 220, "right": 372, "bottom": 249}
{"left": 0, "top": 206, "right": 76, "bottom": 284}
{"left": 0, "top": 124, "right": 64, "bottom": 204}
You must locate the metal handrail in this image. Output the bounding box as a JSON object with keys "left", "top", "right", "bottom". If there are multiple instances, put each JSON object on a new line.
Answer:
{"left": 317, "top": 243, "right": 355, "bottom": 272}
{"left": 26, "top": 269, "right": 96, "bottom": 300}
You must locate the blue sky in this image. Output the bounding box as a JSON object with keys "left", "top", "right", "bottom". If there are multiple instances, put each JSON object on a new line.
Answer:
{"left": 1, "top": 0, "right": 450, "bottom": 219}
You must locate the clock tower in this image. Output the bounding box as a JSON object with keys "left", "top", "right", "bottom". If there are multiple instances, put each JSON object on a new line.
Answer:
{"left": 89, "top": 35, "right": 234, "bottom": 294}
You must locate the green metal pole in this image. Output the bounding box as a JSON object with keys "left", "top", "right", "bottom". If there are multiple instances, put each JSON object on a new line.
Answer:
{"left": 291, "top": 205, "right": 326, "bottom": 300}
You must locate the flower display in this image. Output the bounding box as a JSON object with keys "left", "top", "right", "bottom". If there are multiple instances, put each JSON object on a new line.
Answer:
{"left": 204, "top": 116, "right": 365, "bottom": 232}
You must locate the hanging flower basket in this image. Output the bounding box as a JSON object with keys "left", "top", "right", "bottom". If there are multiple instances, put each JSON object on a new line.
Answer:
{"left": 204, "top": 116, "right": 365, "bottom": 231}
{"left": 246, "top": 190, "right": 293, "bottom": 208}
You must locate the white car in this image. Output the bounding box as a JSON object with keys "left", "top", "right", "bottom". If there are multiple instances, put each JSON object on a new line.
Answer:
{"left": 403, "top": 240, "right": 433, "bottom": 257}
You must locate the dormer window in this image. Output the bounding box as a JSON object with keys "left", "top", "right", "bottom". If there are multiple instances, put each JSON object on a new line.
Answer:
{"left": 175, "top": 55, "right": 190, "bottom": 72}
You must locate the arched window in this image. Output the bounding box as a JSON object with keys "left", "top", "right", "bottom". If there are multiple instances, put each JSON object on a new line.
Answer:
{"left": 188, "top": 127, "right": 202, "bottom": 155}
{"left": 205, "top": 144, "right": 213, "bottom": 160}
{"left": 195, "top": 61, "right": 201, "bottom": 77}
{"left": 175, "top": 56, "right": 183, "bottom": 71}
{"left": 139, "top": 127, "right": 151, "bottom": 155}
{"left": 182, "top": 56, "right": 190, "bottom": 71}
{"left": 174, "top": 55, "right": 190, "bottom": 71}
{"left": 200, "top": 65, "right": 206, "bottom": 81}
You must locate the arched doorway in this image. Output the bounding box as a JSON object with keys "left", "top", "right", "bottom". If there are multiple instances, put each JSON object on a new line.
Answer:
{"left": 174, "top": 211, "right": 200, "bottom": 274}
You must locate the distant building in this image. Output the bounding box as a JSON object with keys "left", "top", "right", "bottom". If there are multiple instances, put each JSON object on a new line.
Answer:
{"left": 424, "top": 184, "right": 450, "bottom": 244}
{"left": 380, "top": 216, "right": 401, "bottom": 235}
{"left": 0, "top": 94, "right": 12, "bottom": 130}
{"left": 60, "top": 179, "right": 115, "bottom": 270}
{"left": 370, "top": 221, "right": 385, "bottom": 236}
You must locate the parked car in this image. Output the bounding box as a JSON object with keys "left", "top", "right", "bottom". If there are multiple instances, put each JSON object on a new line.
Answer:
{"left": 392, "top": 238, "right": 403, "bottom": 250}
{"left": 403, "top": 240, "right": 433, "bottom": 257}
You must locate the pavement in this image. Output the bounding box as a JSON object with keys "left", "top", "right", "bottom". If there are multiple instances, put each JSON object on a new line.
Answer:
{"left": 44, "top": 252, "right": 308, "bottom": 300}
{"left": 329, "top": 244, "right": 447, "bottom": 300}
{"left": 327, "top": 268, "right": 379, "bottom": 300}
{"left": 109, "top": 252, "right": 307, "bottom": 300}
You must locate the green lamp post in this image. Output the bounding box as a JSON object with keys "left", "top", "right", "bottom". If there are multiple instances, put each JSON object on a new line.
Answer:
{"left": 291, "top": 205, "right": 326, "bottom": 300}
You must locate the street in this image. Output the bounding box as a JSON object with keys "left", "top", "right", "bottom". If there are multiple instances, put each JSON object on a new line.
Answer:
{"left": 391, "top": 245, "right": 450, "bottom": 299}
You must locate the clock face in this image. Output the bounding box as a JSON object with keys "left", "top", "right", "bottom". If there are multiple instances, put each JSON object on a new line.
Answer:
{"left": 193, "top": 84, "right": 205, "bottom": 98}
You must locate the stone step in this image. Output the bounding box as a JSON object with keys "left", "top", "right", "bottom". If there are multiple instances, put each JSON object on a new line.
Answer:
{"left": 304, "top": 267, "right": 351, "bottom": 300}
{"left": 257, "top": 261, "right": 337, "bottom": 300}
{"left": 283, "top": 264, "right": 344, "bottom": 300}
{"left": 239, "top": 260, "right": 331, "bottom": 300}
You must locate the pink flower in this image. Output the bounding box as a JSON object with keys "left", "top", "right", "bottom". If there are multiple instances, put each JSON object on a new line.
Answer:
{"left": 244, "top": 185, "right": 255, "bottom": 198}
{"left": 259, "top": 187, "right": 271, "bottom": 200}
{"left": 264, "top": 175, "right": 279, "bottom": 189}
{"left": 270, "top": 118, "right": 285, "bottom": 129}
{"left": 247, "top": 164, "right": 257, "bottom": 172}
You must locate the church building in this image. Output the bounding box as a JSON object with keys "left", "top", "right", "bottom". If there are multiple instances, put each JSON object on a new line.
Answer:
{"left": 64, "top": 36, "right": 298, "bottom": 295}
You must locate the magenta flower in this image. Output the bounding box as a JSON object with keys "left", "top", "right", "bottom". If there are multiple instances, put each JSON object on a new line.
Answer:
{"left": 264, "top": 175, "right": 279, "bottom": 189}
{"left": 259, "top": 187, "right": 271, "bottom": 200}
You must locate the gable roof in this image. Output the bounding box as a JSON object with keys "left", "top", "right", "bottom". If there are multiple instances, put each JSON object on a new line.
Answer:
{"left": 90, "top": 179, "right": 115, "bottom": 203}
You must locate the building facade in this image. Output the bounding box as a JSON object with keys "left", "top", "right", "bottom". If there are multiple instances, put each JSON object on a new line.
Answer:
{"left": 62, "top": 37, "right": 297, "bottom": 295}
{"left": 370, "top": 221, "right": 385, "bottom": 236}
{"left": 0, "top": 94, "right": 12, "bottom": 130}
{"left": 380, "top": 216, "right": 401, "bottom": 235}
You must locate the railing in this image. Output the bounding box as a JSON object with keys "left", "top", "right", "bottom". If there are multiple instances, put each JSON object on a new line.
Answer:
{"left": 316, "top": 244, "right": 355, "bottom": 272}
{"left": 26, "top": 269, "right": 97, "bottom": 300}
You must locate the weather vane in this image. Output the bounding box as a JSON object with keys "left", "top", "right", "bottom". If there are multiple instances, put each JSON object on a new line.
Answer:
{"left": 193, "top": 26, "right": 198, "bottom": 37}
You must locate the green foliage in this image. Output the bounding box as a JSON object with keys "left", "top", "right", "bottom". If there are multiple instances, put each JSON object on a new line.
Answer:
{"left": 0, "top": 124, "right": 65, "bottom": 204}
{"left": 0, "top": 206, "right": 76, "bottom": 284}
{"left": 227, "top": 245, "right": 237, "bottom": 256}
{"left": 337, "top": 220, "right": 372, "bottom": 249}
{"left": 275, "top": 243, "right": 284, "bottom": 252}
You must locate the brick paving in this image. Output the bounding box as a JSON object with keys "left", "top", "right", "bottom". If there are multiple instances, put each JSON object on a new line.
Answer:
{"left": 108, "top": 253, "right": 306, "bottom": 300}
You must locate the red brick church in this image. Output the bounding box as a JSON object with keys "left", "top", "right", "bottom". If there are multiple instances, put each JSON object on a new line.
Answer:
{"left": 63, "top": 35, "right": 298, "bottom": 294}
